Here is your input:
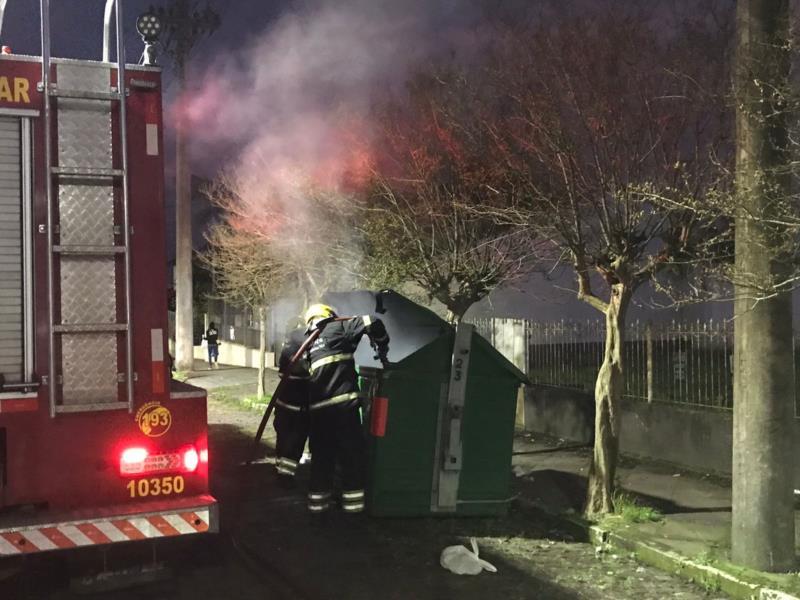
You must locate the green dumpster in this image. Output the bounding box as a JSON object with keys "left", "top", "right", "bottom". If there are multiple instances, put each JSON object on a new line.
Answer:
{"left": 325, "top": 290, "right": 527, "bottom": 517}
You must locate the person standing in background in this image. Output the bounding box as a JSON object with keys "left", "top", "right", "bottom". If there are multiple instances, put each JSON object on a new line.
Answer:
{"left": 204, "top": 322, "right": 220, "bottom": 369}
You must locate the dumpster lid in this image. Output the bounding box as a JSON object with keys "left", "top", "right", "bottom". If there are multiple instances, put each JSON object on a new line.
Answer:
{"left": 320, "top": 290, "right": 530, "bottom": 383}
{"left": 322, "top": 289, "right": 451, "bottom": 367}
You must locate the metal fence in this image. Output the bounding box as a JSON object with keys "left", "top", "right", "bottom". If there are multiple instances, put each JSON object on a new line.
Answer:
{"left": 470, "top": 317, "right": 800, "bottom": 412}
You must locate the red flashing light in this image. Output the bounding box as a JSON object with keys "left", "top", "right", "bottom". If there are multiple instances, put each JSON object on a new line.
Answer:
{"left": 120, "top": 447, "right": 149, "bottom": 475}
{"left": 1, "top": 46, "right": 11, "bottom": 55}
{"left": 122, "top": 447, "right": 148, "bottom": 463}
{"left": 120, "top": 445, "right": 203, "bottom": 477}
{"left": 183, "top": 447, "right": 199, "bottom": 472}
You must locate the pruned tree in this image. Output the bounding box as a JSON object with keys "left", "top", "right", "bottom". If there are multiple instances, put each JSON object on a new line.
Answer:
{"left": 207, "top": 160, "right": 363, "bottom": 299}
{"left": 201, "top": 224, "right": 291, "bottom": 399}
{"left": 365, "top": 69, "right": 540, "bottom": 323}
{"left": 482, "top": 13, "right": 728, "bottom": 516}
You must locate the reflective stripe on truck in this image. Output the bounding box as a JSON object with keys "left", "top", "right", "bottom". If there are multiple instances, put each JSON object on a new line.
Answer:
{"left": 0, "top": 495, "right": 217, "bottom": 555}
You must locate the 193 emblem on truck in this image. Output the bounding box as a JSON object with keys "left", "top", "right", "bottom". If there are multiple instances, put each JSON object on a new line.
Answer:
{"left": 136, "top": 401, "right": 172, "bottom": 437}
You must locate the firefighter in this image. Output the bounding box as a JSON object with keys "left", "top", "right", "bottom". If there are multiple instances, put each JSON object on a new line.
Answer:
{"left": 303, "top": 303, "right": 389, "bottom": 514}
{"left": 273, "top": 323, "right": 311, "bottom": 484}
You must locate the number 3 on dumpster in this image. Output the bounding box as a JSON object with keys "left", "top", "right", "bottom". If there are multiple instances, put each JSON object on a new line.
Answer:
{"left": 126, "top": 475, "right": 185, "bottom": 498}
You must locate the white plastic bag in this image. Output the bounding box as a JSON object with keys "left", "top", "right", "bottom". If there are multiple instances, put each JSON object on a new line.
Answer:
{"left": 440, "top": 538, "right": 498, "bottom": 575}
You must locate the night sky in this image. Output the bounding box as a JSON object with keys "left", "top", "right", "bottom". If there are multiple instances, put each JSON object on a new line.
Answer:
{"left": 2, "top": 0, "right": 782, "bottom": 321}
{"left": 0, "top": 1, "right": 288, "bottom": 69}
{"left": 0, "top": 0, "right": 483, "bottom": 113}
{"left": 1, "top": 1, "right": 296, "bottom": 267}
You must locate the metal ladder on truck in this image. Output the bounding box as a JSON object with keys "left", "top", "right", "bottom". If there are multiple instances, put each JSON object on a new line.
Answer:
{"left": 39, "top": 0, "right": 135, "bottom": 416}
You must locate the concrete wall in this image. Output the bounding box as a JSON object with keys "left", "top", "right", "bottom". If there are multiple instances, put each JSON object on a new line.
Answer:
{"left": 619, "top": 399, "right": 733, "bottom": 476}
{"left": 522, "top": 385, "right": 594, "bottom": 444}
{"left": 193, "top": 341, "right": 275, "bottom": 370}
{"left": 523, "top": 384, "right": 800, "bottom": 483}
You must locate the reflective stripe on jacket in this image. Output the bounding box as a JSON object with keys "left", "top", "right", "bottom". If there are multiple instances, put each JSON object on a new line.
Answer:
{"left": 307, "top": 315, "right": 388, "bottom": 410}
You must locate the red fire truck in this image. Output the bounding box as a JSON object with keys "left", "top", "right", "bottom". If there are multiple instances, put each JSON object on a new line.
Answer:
{"left": 0, "top": 1, "right": 216, "bottom": 557}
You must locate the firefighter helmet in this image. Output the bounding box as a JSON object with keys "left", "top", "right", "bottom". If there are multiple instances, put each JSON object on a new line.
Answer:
{"left": 304, "top": 303, "right": 337, "bottom": 325}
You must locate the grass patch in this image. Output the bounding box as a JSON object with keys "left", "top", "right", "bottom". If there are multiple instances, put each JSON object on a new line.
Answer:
{"left": 693, "top": 550, "right": 716, "bottom": 566}
{"left": 208, "top": 384, "right": 259, "bottom": 405}
{"left": 707, "top": 559, "right": 800, "bottom": 597}
{"left": 172, "top": 370, "right": 190, "bottom": 382}
{"left": 207, "top": 384, "right": 271, "bottom": 413}
{"left": 613, "top": 492, "right": 663, "bottom": 524}
{"left": 696, "top": 575, "right": 722, "bottom": 594}
{"left": 241, "top": 395, "right": 271, "bottom": 408}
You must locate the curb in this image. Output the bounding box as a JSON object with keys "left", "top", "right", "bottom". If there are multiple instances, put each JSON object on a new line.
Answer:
{"left": 519, "top": 499, "right": 799, "bottom": 600}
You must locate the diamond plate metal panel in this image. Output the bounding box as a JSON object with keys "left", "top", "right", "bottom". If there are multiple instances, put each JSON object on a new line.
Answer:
{"left": 57, "top": 99, "right": 112, "bottom": 170}
{"left": 59, "top": 256, "right": 116, "bottom": 324}
{"left": 61, "top": 333, "right": 119, "bottom": 405}
{"left": 56, "top": 60, "right": 114, "bottom": 169}
{"left": 56, "top": 63, "right": 111, "bottom": 93}
{"left": 59, "top": 185, "right": 114, "bottom": 245}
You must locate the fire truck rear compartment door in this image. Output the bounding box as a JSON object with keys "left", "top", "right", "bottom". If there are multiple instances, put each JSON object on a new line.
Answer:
{"left": 0, "top": 117, "right": 23, "bottom": 385}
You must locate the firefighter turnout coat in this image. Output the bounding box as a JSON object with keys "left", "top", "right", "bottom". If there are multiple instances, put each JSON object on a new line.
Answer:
{"left": 305, "top": 315, "right": 389, "bottom": 513}
{"left": 273, "top": 328, "right": 311, "bottom": 478}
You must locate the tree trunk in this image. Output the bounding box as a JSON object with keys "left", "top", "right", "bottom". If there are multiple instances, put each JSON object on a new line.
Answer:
{"left": 174, "top": 59, "right": 194, "bottom": 371}
{"left": 584, "top": 283, "right": 630, "bottom": 517}
{"left": 731, "top": 0, "right": 795, "bottom": 571}
{"left": 257, "top": 307, "right": 268, "bottom": 400}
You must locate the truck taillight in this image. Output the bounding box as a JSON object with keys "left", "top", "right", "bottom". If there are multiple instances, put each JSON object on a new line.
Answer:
{"left": 119, "top": 445, "right": 204, "bottom": 476}
{"left": 120, "top": 447, "right": 148, "bottom": 474}
{"left": 183, "top": 448, "right": 199, "bottom": 472}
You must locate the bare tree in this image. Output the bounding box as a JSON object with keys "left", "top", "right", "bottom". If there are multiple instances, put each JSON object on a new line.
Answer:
{"left": 483, "top": 13, "right": 728, "bottom": 516}
{"left": 202, "top": 150, "right": 365, "bottom": 397}
{"left": 201, "top": 224, "right": 291, "bottom": 399}
{"left": 365, "top": 70, "right": 540, "bottom": 323}
{"left": 205, "top": 161, "right": 363, "bottom": 307}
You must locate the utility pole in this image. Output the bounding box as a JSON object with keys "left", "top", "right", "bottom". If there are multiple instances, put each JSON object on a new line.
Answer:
{"left": 154, "top": 1, "right": 220, "bottom": 372}
{"left": 732, "top": 0, "right": 795, "bottom": 571}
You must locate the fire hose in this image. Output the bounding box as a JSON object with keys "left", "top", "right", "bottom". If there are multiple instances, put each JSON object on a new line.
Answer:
{"left": 247, "top": 316, "right": 345, "bottom": 466}
{"left": 247, "top": 315, "right": 389, "bottom": 466}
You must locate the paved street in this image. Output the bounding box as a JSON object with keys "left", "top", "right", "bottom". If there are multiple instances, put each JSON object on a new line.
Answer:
{"left": 200, "top": 397, "right": 730, "bottom": 600}
{"left": 0, "top": 370, "right": 729, "bottom": 599}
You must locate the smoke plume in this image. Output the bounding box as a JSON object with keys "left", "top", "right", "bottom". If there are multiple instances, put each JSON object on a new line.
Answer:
{"left": 175, "top": 0, "right": 489, "bottom": 311}
{"left": 178, "top": 0, "right": 485, "bottom": 182}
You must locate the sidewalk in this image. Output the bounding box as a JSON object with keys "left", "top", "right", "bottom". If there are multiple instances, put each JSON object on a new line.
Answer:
{"left": 512, "top": 436, "right": 800, "bottom": 599}
{"left": 183, "top": 359, "right": 267, "bottom": 390}
{"left": 183, "top": 364, "right": 800, "bottom": 599}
